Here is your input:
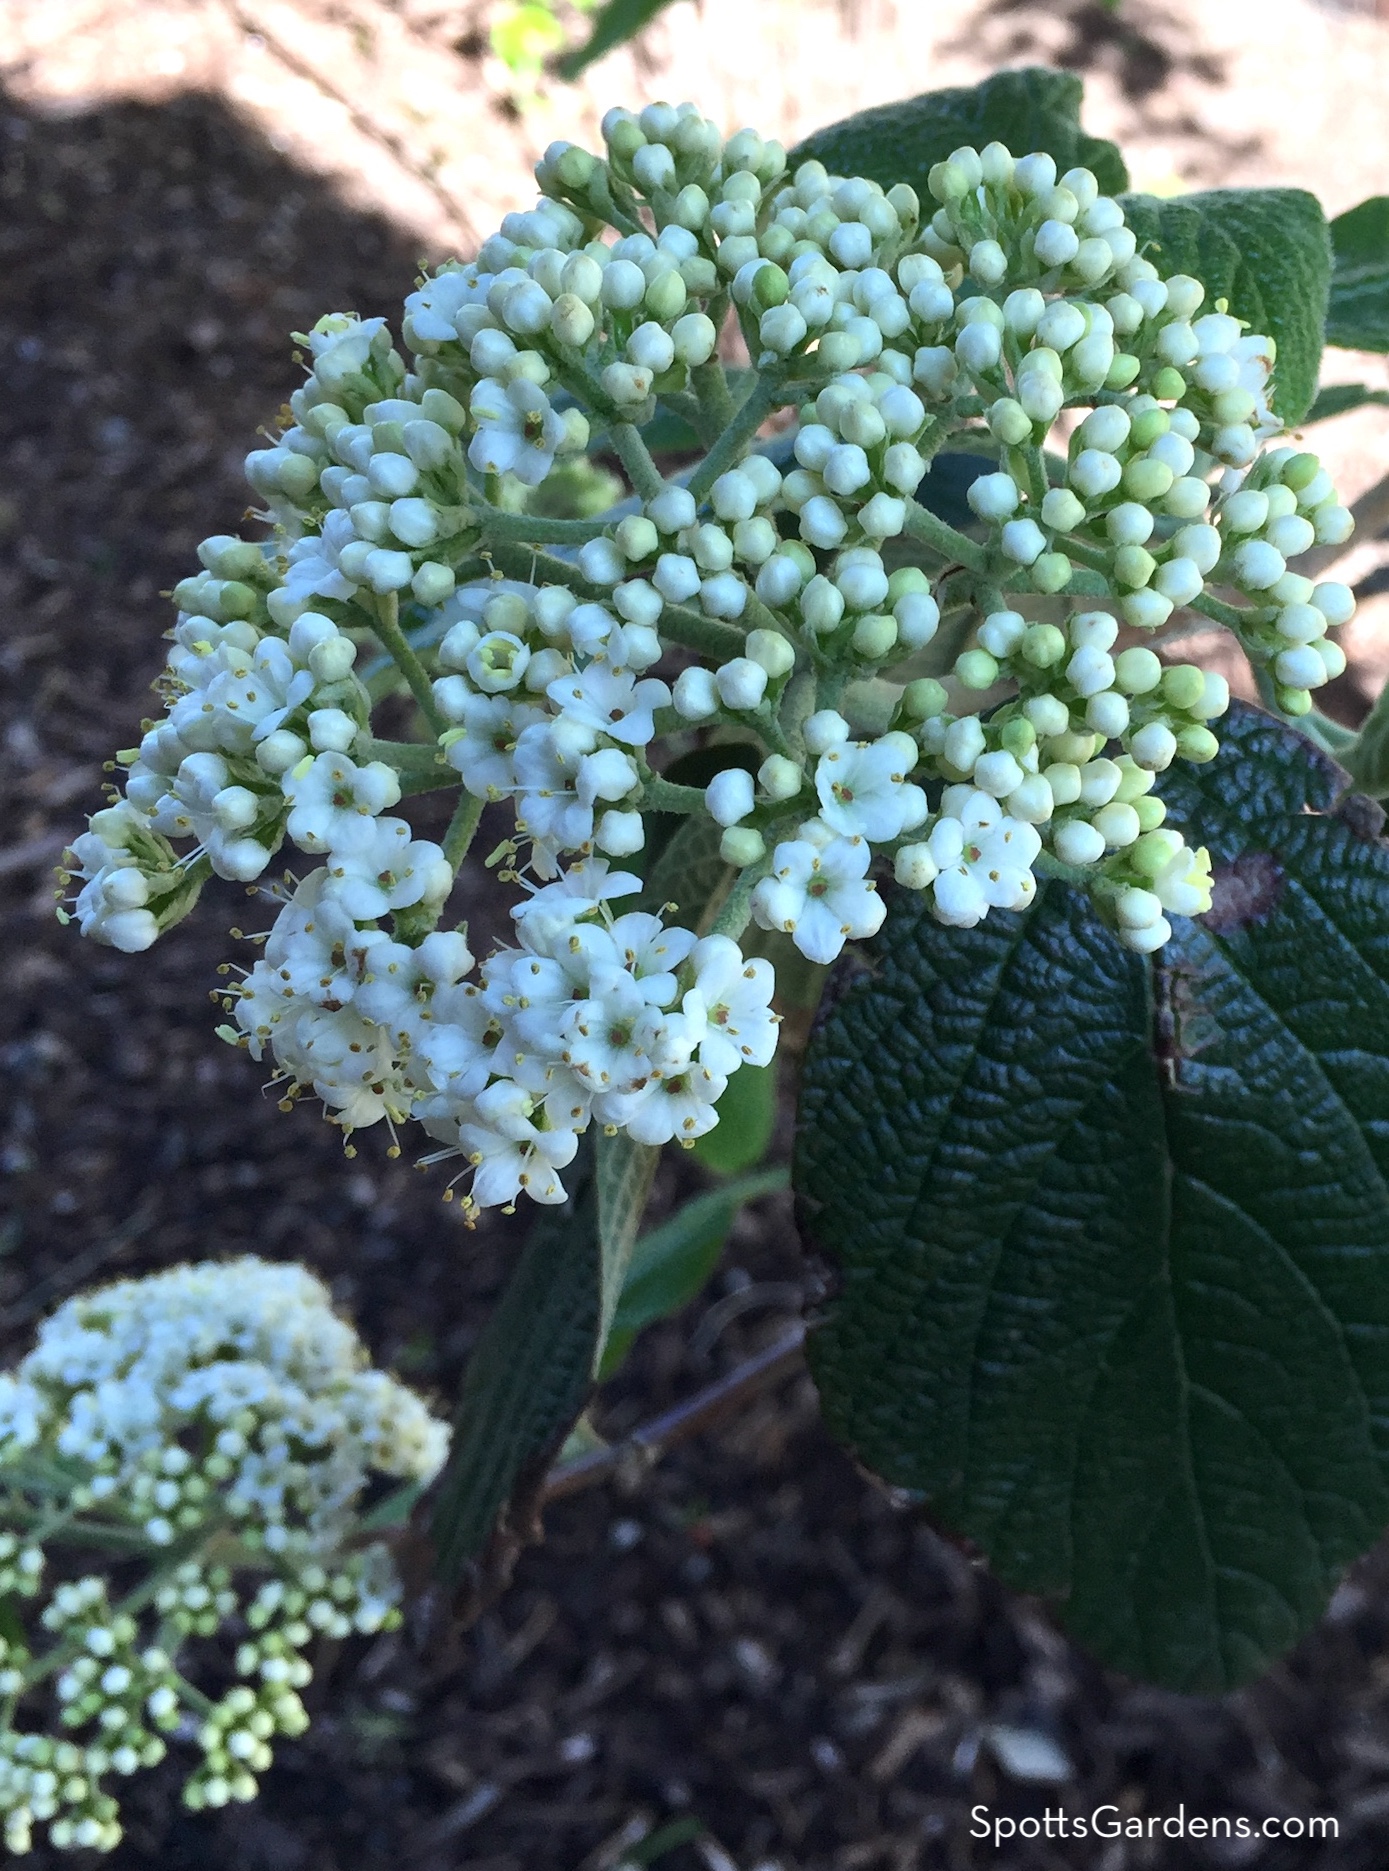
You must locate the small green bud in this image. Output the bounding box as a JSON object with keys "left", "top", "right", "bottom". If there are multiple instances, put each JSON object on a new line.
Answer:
{"left": 1130, "top": 406, "right": 1171, "bottom": 448}
{"left": 1114, "top": 545, "right": 1156, "bottom": 589}
{"left": 1282, "top": 451, "right": 1322, "bottom": 492}
{"left": 720, "top": 825, "right": 766, "bottom": 867}
{"left": 1162, "top": 664, "right": 1206, "bottom": 710}
{"left": 887, "top": 566, "right": 931, "bottom": 603}
{"left": 1133, "top": 794, "right": 1167, "bottom": 831}
{"left": 988, "top": 398, "right": 1033, "bottom": 446}
{"left": 1275, "top": 685, "right": 1313, "bottom": 717}
{"left": 553, "top": 145, "right": 598, "bottom": 192}
{"left": 955, "top": 648, "right": 1000, "bottom": 689}
{"left": 1001, "top": 716, "right": 1037, "bottom": 758}
{"left": 751, "top": 262, "right": 789, "bottom": 310}
{"left": 1031, "top": 552, "right": 1073, "bottom": 593}
{"left": 1021, "top": 623, "right": 1067, "bottom": 668}
{"left": 1176, "top": 724, "right": 1221, "bottom": 761}
{"left": 1106, "top": 353, "right": 1142, "bottom": 390}
{"left": 852, "top": 614, "right": 899, "bottom": 659}
{"left": 928, "top": 159, "right": 969, "bottom": 203}
{"left": 1150, "top": 366, "right": 1187, "bottom": 401}
{"left": 900, "top": 677, "right": 949, "bottom": 721}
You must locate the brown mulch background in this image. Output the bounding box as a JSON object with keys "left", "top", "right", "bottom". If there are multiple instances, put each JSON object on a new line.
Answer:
{"left": 5, "top": 68, "right": 1389, "bottom": 1871}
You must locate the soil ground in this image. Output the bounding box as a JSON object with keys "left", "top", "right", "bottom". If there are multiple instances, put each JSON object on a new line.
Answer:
{"left": 3, "top": 1, "right": 1389, "bottom": 1865}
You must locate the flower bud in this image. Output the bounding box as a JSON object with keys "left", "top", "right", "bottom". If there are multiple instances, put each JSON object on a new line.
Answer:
{"left": 715, "top": 657, "right": 769, "bottom": 711}
{"left": 706, "top": 767, "right": 755, "bottom": 826}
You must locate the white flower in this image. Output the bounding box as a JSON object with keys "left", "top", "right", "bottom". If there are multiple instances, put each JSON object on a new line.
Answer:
{"left": 282, "top": 508, "right": 362, "bottom": 604}
{"left": 547, "top": 662, "right": 670, "bottom": 747}
{"left": 751, "top": 833, "right": 886, "bottom": 964}
{"left": 322, "top": 818, "right": 453, "bottom": 922}
{"left": 282, "top": 754, "right": 403, "bottom": 856}
{"left": 815, "top": 733, "right": 927, "bottom": 841}
{"left": 927, "top": 792, "right": 1041, "bottom": 928}
{"left": 682, "top": 935, "right": 778, "bottom": 1076}
{"left": 442, "top": 691, "right": 549, "bottom": 799}
{"left": 468, "top": 377, "right": 567, "bottom": 487}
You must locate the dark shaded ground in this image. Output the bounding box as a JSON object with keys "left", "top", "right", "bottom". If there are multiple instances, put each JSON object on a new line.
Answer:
{"left": 7, "top": 82, "right": 1389, "bottom": 1871}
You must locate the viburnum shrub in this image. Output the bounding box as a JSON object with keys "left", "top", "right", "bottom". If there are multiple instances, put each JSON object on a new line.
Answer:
{"left": 14, "top": 65, "right": 1389, "bottom": 1843}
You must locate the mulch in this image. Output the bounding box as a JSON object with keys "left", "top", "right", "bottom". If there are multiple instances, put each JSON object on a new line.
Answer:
{"left": 6, "top": 80, "right": 1389, "bottom": 1871}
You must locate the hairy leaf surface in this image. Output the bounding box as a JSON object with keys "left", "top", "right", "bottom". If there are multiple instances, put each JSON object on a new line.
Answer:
{"left": 1327, "top": 196, "right": 1389, "bottom": 353}
{"left": 797, "top": 706, "right": 1389, "bottom": 1689}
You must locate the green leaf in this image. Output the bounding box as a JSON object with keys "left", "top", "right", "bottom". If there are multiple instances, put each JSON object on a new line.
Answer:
{"left": 431, "top": 1147, "right": 601, "bottom": 1580}
{"left": 1328, "top": 196, "right": 1389, "bottom": 353}
{"left": 797, "top": 704, "right": 1389, "bottom": 1690}
{"left": 691, "top": 1059, "right": 777, "bottom": 1176}
{"left": 790, "top": 68, "right": 1128, "bottom": 202}
{"left": 1304, "top": 381, "right": 1389, "bottom": 423}
{"left": 597, "top": 1166, "right": 789, "bottom": 1379}
{"left": 1346, "top": 680, "right": 1389, "bottom": 799}
{"left": 556, "top": 0, "right": 675, "bottom": 79}
{"left": 637, "top": 809, "right": 731, "bottom": 925}
{"left": 490, "top": 1, "right": 565, "bottom": 78}
{"left": 595, "top": 1129, "right": 661, "bottom": 1374}
{"left": 1118, "top": 189, "right": 1332, "bottom": 425}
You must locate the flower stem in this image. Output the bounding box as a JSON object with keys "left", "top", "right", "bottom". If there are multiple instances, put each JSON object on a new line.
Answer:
{"left": 900, "top": 499, "right": 988, "bottom": 573}
{"left": 608, "top": 421, "right": 666, "bottom": 502}
{"left": 369, "top": 593, "right": 447, "bottom": 736}
{"left": 476, "top": 504, "right": 615, "bottom": 546}
{"left": 442, "top": 789, "right": 484, "bottom": 871}
{"left": 708, "top": 862, "right": 762, "bottom": 941}
{"left": 638, "top": 776, "right": 706, "bottom": 814}
{"left": 686, "top": 370, "right": 786, "bottom": 504}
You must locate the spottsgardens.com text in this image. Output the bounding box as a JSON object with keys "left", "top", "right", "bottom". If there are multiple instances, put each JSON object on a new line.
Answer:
{"left": 970, "top": 1806, "right": 1338, "bottom": 1847}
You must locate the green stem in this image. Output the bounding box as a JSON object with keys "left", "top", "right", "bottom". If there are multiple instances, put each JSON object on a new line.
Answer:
{"left": 691, "top": 357, "right": 736, "bottom": 438}
{"left": 608, "top": 421, "right": 666, "bottom": 502}
{"left": 900, "top": 499, "right": 988, "bottom": 573}
{"left": 476, "top": 505, "right": 615, "bottom": 546}
{"left": 707, "top": 863, "right": 762, "bottom": 941}
{"left": 443, "top": 790, "right": 484, "bottom": 871}
{"left": 687, "top": 371, "right": 786, "bottom": 504}
{"left": 638, "top": 777, "right": 706, "bottom": 815}
{"left": 361, "top": 736, "right": 451, "bottom": 780}
{"left": 1191, "top": 591, "right": 1251, "bottom": 634}
{"left": 658, "top": 601, "right": 746, "bottom": 659}
{"left": 369, "top": 593, "right": 446, "bottom": 736}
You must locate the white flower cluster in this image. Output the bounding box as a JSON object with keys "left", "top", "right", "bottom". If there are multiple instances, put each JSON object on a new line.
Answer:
{"left": 228, "top": 854, "right": 778, "bottom": 1207}
{"left": 66, "top": 100, "right": 1357, "bottom": 1203}
{"left": 0, "top": 1259, "right": 448, "bottom": 1854}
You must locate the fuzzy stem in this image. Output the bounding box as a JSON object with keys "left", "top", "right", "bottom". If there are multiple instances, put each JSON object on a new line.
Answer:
{"left": 900, "top": 500, "right": 988, "bottom": 573}
{"left": 639, "top": 777, "right": 707, "bottom": 814}
{"left": 687, "top": 371, "right": 786, "bottom": 504}
{"left": 608, "top": 421, "right": 666, "bottom": 502}
{"left": 369, "top": 593, "right": 447, "bottom": 736}
{"left": 690, "top": 357, "right": 736, "bottom": 439}
{"left": 708, "top": 863, "right": 762, "bottom": 941}
{"left": 442, "top": 790, "right": 484, "bottom": 872}
{"left": 476, "top": 505, "right": 615, "bottom": 546}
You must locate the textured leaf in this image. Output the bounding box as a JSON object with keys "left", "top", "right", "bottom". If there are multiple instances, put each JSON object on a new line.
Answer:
{"left": 797, "top": 704, "right": 1389, "bottom": 1690}
{"left": 691, "top": 1059, "right": 777, "bottom": 1175}
{"left": 431, "top": 1147, "right": 600, "bottom": 1579}
{"left": 557, "top": 0, "right": 675, "bottom": 79}
{"left": 1328, "top": 196, "right": 1389, "bottom": 353}
{"left": 595, "top": 1129, "right": 660, "bottom": 1373}
{"left": 1305, "top": 381, "right": 1389, "bottom": 423}
{"left": 1118, "top": 189, "right": 1331, "bottom": 425}
{"left": 791, "top": 68, "right": 1127, "bottom": 202}
{"left": 597, "top": 1167, "right": 788, "bottom": 1378}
